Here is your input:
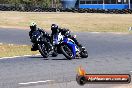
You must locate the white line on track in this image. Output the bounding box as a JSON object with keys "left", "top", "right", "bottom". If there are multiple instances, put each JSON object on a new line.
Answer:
{"left": 90, "top": 32, "right": 100, "bottom": 34}
{"left": 0, "top": 54, "right": 41, "bottom": 60}
{"left": 18, "top": 80, "right": 54, "bottom": 85}
{"left": 0, "top": 43, "right": 3, "bottom": 45}
{"left": 130, "top": 71, "right": 132, "bottom": 73}
{"left": 89, "top": 32, "right": 129, "bottom": 35}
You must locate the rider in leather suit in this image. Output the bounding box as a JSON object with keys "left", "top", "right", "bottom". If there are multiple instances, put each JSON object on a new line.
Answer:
{"left": 29, "top": 22, "right": 53, "bottom": 51}
{"left": 51, "top": 24, "right": 82, "bottom": 47}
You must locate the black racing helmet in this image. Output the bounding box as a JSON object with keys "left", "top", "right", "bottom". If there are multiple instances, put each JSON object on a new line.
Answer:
{"left": 51, "top": 24, "right": 58, "bottom": 30}
{"left": 30, "top": 22, "right": 37, "bottom": 31}
{"left": 51, "top": 24, "right": 59, "bottom": 34}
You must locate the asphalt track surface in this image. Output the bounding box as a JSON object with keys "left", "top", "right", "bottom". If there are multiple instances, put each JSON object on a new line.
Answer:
{"left": 0, "top": 28, "right": 132, "bottom": 88}
{"left": 0, "top": 28, "right": 31, "bottom": 45}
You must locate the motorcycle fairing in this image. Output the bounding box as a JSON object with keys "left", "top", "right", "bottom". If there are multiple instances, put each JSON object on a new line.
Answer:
{"left": 63, "top": 37, "right": 76, "bottom": 58}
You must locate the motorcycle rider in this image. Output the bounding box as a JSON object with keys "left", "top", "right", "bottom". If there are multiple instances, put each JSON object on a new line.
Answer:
{"left": 29, "top": 22, "right": 53, "bottom": 51}
{"left": 51, "top": 24, "right": 82, "bottom": 47}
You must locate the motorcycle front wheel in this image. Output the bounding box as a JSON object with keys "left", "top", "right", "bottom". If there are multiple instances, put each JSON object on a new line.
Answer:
{"left": 60, "top": 44, "right": 74, "bottom": 60}
{"left": 52, "top": 47, "right": 58, "bottom": 57}
{"left": 38, "top": 43, "right": 49, "bottom": 58}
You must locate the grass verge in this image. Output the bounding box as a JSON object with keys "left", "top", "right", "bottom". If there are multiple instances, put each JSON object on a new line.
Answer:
{"left": 0, "top": 12, "right": 132, "bottom": 32}
{"left": 0, "top": 43, "right": 39, "bottom": 58}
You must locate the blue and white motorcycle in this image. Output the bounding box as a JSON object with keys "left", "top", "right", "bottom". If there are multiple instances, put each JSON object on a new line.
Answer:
{"left": 52, "top": 33, "right": 88, "bottom": 60}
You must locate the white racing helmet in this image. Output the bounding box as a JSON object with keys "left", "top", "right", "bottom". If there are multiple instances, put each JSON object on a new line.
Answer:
{"left": 30, "top": 22, "right": 37, "bottom": 31}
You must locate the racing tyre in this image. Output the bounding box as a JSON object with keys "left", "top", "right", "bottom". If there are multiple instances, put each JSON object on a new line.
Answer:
{"left": 80, "top": 48, "right": 88, "bottom": 58}
{"left": 60, "top": 44, "right": 74, "bottom": 60}
{"left": 52, "top": 52, "right": 58, "bottom": 57}
{"left": 52, "top": 46, "right": 58, "bottom": 57}
{"left": 38, "top": 43, "right": 49, "bottom": 58}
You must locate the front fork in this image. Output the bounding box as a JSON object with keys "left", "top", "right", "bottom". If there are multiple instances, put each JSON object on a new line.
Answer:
{"left": 66, "top": 42, "right": 77, "bottom": 58}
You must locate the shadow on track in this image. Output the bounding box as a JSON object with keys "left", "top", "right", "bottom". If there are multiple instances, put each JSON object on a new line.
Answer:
{"left": 28, "top": 56, "right": 69, "bottom": 60}
{"left": 51, "top": 58, "right": 69, "bottom": 60}
{"left": 28, "top": 56, "right": 43, "bottom": 58}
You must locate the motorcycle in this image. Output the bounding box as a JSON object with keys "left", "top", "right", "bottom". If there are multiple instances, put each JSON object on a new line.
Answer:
{"left": 31, "top": 30, "right": 51, "bottom": 58}
{"left": 52, "top": 33, "right": 88, "bottom": 60}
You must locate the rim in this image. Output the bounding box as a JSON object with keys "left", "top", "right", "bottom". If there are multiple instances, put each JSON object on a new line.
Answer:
{"left": 63, "top": 45, "right": 73, "bottom": 57}
{"left": 41, "top": 44, "right": 48, "bottom": 55}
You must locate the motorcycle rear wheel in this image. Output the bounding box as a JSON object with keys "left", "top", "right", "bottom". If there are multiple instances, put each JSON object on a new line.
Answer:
{"left": 80, "top": 49, "right": 88, "bottom": 58}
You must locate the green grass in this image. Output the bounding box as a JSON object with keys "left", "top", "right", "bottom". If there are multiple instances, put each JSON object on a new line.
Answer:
{"left": 0, "top": 44, "right": 39, "bottom": 58}
{"left": 0, "top": 11, "right": 132, "bottom": 32}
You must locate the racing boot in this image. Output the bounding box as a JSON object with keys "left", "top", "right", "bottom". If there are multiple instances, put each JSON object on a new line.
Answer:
{"left": 75, "top": 52, "right": 81, "bottom": 59}
{"left": 77, "top": 43, "right": 82, "bottom": 48}
{"left": 31, "top": 44, "right": 38, "bottom": 51}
